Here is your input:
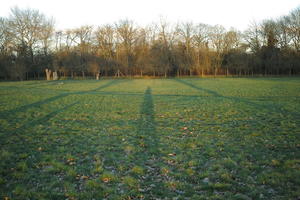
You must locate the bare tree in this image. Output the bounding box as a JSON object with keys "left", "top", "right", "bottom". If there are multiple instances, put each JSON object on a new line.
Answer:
{"left": 286, "top": 7, "right": 300, "bottom": 51}
{"left": 209, "top": 25, "right": 226, "bottom": 76}
{"left": 1, "top": 6, "right": 300, "bottom": 80}
{"left": 244, "top": 21, "right": 262, "bottom": 53}
{"left": 155, "top": 19, "right": 178, "bottom": 77}
{"left": 7, "top": 7, "right": 54, "bottom": 80}
{"left": 115, "top": 20, "right": 137, "bottom": 76}
{"left": 222, "top": 29, "right": 242, "bottom": 75}
{"left": 134, "top": 26, "right": 152, "bottom": 76}
{"left": 74, "top": 25, "right": 93, "bottom": 78}
{"left": 177, "top": 22, "right": 195, "bottom": 76}
{"left": 260, "top": 19, "right": 279, "bottom": 48}
{"left": 277, "top": 16, "right": 292, "bottom": 49}
{"left": 193, "top": 23, "right": 210, "bottom": 76}
{"left": 0, "top": 18, "right": 12, "bottom": 79}
{"left": 223, "top": 29, "right": 241, "bottom": 52}
{"left": 94, "top": 24, "right": 115, "bottom": 76}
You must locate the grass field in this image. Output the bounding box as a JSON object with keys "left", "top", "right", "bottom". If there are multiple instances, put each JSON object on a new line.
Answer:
{"left": 0, "top": 78, "right": 299, "bottom": 199}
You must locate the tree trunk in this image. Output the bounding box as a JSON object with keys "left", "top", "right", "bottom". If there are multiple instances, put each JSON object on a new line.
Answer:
{"left": 53, "top": 71, "right": 58, "bottom": 80}
{"left": 45, "top": 69, "right": 52, "bottom": 80}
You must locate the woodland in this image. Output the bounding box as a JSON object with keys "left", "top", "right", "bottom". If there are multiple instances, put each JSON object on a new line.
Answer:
{"left": 0, "top": 7, "right": 299, "bottom": 80}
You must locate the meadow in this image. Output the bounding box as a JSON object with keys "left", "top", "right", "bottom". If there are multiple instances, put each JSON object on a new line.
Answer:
{"left": 0, "top": 78, "right": 299, "bottom": 199}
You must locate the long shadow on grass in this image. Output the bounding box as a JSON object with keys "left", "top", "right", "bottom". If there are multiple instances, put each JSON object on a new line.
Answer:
{"left": 89, "top": 79, "right": 123, "bottom": 92}
{"left": 14, "top": 102, "right": 78, "bottom": 133}
{"left": 175, "top": 79, "right": 220, "bottom": 97}
{"left": 78, "top": 90, "right": 300, "bottom": 99}
{"left": 174, "top": 79, "right": 300, "bottom": 118}
{"left": 0, "top": 93, "right": 69, "bottom": 121}
{"left": 0, "top": 79, "right": 124, "bottom": 118}
{"left": 0, "top": 80, "right": 130, "bottom": 136}
{"left": 130, "top": 87, "right": 163, "bottom": 194}
{"left": 0, "top": 102, "right": 78, "bottom": 147}
{"left": 136, "top": 87, "right": 159, "bottom": 154}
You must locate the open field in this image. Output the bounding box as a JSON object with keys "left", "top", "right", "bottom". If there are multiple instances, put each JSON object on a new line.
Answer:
{"left": 0, "top": 78, "right": 299, "bottom": 199}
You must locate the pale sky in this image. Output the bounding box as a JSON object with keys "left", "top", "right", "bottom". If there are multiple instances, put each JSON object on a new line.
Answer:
{"left": 0, "top": 0, "right": 299, "bottom": 31}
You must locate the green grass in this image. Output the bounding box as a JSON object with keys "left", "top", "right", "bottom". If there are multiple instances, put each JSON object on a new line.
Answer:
{"left": 0, "top": 78, "right": 299, "bottom": 199}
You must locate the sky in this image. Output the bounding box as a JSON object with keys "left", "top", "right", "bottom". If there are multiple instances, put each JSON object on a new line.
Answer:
{"left": 0, "top": 0, "right": 299, "bottom": 31}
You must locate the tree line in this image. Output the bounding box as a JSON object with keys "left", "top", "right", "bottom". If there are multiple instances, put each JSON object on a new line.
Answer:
{"left": 0, "top": 7, "right": 299, "bottom": 80}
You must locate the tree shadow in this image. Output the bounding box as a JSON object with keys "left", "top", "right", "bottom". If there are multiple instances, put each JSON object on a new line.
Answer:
{"left": 1, "top": 102, "right": 78, "bottom": 136}
{"left": 0, "top": 79, "right": 132, "bottom": 136}
{"left": 173, "top": 79, "right": 299, "bottom": 118}
{"left": 0, "top": 93, "right": 70, "bottom": 119}
{"left": 89, "top": 79, "right": 130, "bottom": 92}
{"left": 87, "top": 90, "right": 211, "bottom": 98}
{"left": 0, "top": 80, "right": 123, "bottom": 117}
{"left": 175, "top": 79, "right": 220, "bottom": 97}
{"left": 24, "top": 80, "right": 61, "bottom": 86}
{"left": 0, "top": 104, "right": 78, "bottom": 164}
